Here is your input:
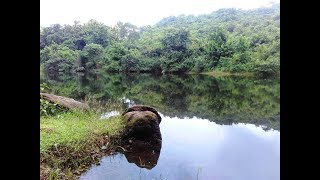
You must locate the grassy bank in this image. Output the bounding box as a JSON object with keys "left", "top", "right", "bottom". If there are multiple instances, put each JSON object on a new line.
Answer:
{"left": 40, "top": 110, "right": 125, "bottom": 179}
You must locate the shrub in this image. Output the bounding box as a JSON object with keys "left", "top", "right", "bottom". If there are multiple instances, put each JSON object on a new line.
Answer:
{"left": 252, "top": 58, "right": 280, "bottom": 77}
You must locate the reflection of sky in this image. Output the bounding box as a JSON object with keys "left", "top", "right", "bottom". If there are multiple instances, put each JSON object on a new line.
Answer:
{"left": 81, "top": 115, "right": 280, "bottom": 180}
{"left": 100, "top": 111, "right": 120, "bottom": 119}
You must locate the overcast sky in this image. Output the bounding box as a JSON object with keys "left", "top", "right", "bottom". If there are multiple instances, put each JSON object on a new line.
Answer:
{"left": 40, "top": 0, "right": 279, "bottom": 27}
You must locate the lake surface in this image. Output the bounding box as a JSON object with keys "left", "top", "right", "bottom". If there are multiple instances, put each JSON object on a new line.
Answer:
{"left": 41, "top": 72, "right": 280, "bottom": 180}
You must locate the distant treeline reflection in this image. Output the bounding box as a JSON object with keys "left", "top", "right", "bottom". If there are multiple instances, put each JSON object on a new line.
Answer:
{"left": 42, "top": 72, "right": 279, "bottom": 130}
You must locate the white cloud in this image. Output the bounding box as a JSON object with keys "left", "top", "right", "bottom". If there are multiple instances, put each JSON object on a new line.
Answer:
{"left": 40, "top": 0, "right": 279, "bottom": 27}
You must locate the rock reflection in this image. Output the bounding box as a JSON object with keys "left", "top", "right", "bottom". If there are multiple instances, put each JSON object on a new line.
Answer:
{"left": 118, "top": 105, "right": 163, "bottom": 169}
{"left": 118, "top": 138, "right": 162, "bottom": 169}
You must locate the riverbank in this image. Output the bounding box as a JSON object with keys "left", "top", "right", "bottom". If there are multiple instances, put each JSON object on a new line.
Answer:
{"left": 40, "top": 110, "right": 125, "bottom": 179}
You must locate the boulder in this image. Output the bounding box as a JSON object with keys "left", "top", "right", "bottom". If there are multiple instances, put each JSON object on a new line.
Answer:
{"left": 119, "top": 105, "right": 162, "bottom": 169}
{"left": 40, "top": 93, "right": 89, "bottom": 110}
{"left": 122, "top": 105, "right": 162, "bottom": 123}
{"left": 121, "top": 105, "right": 162, "bottom": 141}
{"left": 116, "top": 105, "right": 163, "bottom": 169}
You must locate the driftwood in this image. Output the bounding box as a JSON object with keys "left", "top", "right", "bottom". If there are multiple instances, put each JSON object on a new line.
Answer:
{"left": 40, "top": 93, "right": 89, "bottom": 110}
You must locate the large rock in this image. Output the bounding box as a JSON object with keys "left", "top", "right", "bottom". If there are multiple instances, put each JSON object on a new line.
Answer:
{"left": 122, "top": 105, "right": 162, "bottom": 123}
{"left": 40, "top": 93, "right": 89, "bottom": 110}
{"left": 121, "top": 105, "right": 162, "bottom": 141}
{"left": 120, "top": 105, "right": 162, "bottom": 169}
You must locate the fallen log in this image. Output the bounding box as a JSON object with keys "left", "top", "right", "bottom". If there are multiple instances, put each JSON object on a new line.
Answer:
{"left": 40, "top": 93, "right": 89, "bottom": 110}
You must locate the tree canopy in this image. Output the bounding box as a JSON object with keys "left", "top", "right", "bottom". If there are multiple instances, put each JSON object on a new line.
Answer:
{"left": 40, "top": 4, "right": 280, "bottom": 77}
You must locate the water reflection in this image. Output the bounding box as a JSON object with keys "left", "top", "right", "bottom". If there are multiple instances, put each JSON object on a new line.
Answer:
{"left": 41, "top": 73, "right": 280, "bottom": 130}
{"left": 119, "top": 138, "right": 162, "bottom": 170}
{"left": 101, "top": 111, "right": 120, "bottom": 119}
{"left": 41, "top": 72, "right": 280, "bottom": 179}
{"left": 81, "top": 114, "right": 279, "bottom": 180}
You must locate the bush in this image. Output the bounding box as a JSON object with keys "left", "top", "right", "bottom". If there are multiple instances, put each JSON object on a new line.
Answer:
{"left": 138, "top": 57, "right": 162, "bottom": 73}
{"left": 102, "top": 61, "right": 120, "bottom": 73}
{"left": 252, "top": 58, "right": 280, "bottom": 77}
{"left": 192, "top": 57, "right": 207, "bottom": 72}
{"left": 216, "top": 53, "right": 252, "bottom": 72}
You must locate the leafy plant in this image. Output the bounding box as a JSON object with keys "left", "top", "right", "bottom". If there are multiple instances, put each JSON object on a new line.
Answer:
{"left": 40, "top": 98, "right": 65, "bottom": 116}
{"left": 40, "top": 83, "right": 66, "bottom": 116}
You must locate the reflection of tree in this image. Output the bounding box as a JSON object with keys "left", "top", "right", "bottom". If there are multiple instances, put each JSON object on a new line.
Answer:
{"left": 124, "top": 75, "right": 280, "bottom": 130}
{"left": 42, "top": 73, "right": 280, "bottom": 130}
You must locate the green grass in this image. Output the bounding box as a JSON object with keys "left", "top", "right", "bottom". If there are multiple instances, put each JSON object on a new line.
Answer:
{"left": 40, "top": 111, "right": 124, "bottom": 152}
{"left": 40, "top": 110, "right": 126, "bottom": 179}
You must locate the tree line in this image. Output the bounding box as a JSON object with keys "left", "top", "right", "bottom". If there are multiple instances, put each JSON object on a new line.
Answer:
{"left": 40, "top": 4, "right": 280, "bottom": 77}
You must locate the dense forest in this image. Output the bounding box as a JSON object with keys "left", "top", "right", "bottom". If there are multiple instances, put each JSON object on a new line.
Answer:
{"left": 40, "top": 4, "right": 279, "bottom": 77}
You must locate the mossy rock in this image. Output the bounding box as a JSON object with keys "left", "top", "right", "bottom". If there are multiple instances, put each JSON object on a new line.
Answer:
{"left": 122, "top": 105, "right": 161, "bottom": 123}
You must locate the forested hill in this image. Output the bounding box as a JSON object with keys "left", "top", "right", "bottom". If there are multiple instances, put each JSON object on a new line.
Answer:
{"left": 40, "top": 4, "right": 280, "bottom": 77}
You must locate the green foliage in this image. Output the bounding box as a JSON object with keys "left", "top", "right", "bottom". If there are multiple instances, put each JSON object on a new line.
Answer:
{"left": 40, "top": 83, "right": 49, "bottom": 92}
{"left": 81, "top": 43, "right": 104, "bottom": 70}
{"left": 252, "top": 58, "right": 280, "bottom": 77}
{"left": 161, "top": 28, "right": 190, "bottom": 52}
{"left": 102, "top": 43, "right": 145, "bottom": 72}
{"left": 205, "top": 29, "right": 232, "bottom": 68}
{"left": 102, "top": 61, "right": 120, "bottom": 73}
{"left": 40, "top": 83, "right": 66, "bottom": 116}
{"left": 40, "top": 43, "right": 80, "bottom": 72}
{"left": 192, "top": 57, "right": 207, "bottom": 72}
{"left": 82, "top": 44, "right": 104, "bottom": 59}
{"left": 82, "top": 20, "right": 110, "bottom": 47}
{"left": 41, "top": 43, "right": 79, "bottom": 63}
{"left": 110, "top": 22, "right": 140, "bottom": 43}
{"left": 40, "top": 4, "right": 280, "bottom": 75}
{"left": 40, "top": 98, "right": 66, "bottom": 116}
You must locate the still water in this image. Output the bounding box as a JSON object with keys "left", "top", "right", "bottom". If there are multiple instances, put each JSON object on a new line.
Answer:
{"left": 42, "top": 72, "right": 280, "bottom": 180}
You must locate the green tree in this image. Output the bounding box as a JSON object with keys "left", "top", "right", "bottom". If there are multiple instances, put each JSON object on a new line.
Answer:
{"left": 39, "top": 4, "right": 280, "bottom": 75}
{"left": 80, "top": 43, "right": 104, "bottom": 70}
{"left": 160, "top": 28, "right": 191, "bottom": 72}
{"left": 83, "top": 19, "right": 110, "bottom": 47}
{"left": 40, "top": 43, "right": 80, "bottom": 72}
